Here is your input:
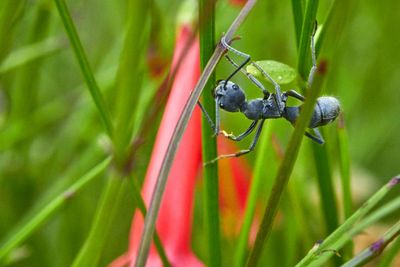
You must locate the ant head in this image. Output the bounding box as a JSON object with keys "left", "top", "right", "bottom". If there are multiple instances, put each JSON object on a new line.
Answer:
{"left": 214, "top": 80, "right": 245, "bottom": 112}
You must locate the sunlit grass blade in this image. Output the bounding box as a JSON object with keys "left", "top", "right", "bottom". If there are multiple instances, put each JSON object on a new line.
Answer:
{"left": 0, "top": 0, "right": 26, "bottom": 61}
{"left": 199, "top": 0, "right": 222, "bottom": 266}
{"left": 130, "top": 179, "right": 171, "bottom": 267}
{"left": 0, "top": 36, "right": 63, "bottom": 74}
{"left": 0, "top": 157, "right": 112, "bottom": 264}
{"left": 246, "top": 60, "right": 327, "bottom": 267}
{"left": 297, "top": 0, "right": 319, "bottom": 81}
{"left": 376, "top": 235, "right": 400, "bottom": 267}
{"left": 295, "top": 175, "right": 400, "bottom": 267}
{"left": 341, "top": 220, "right": 400, "bottom": 267}
{"left": 337, "top": 114, "right": 353, "bottom": 259}
{"left": 53, "top": 0, "right": 113, "bottom": 136}
{"left": 337, "top": 115, "right": 352, "bottom": 219}
{"left": 112, "top": 0, "right": 150, "bottom": 167}
{"left": 72, "top": 171, "right": 128, "bottom": 267}
{"left": 291, "top": 0, "right": 305, "bottom": 48}
{"left": 314, "top": 0, "right": 337, "bottom": 57}
{"left": 234, "top": 122, "right": 273, "bottom": 267}
{"left": 306, "top": 195, "right": 400, "bottom": 267}
{"left": 311, "top": 141, "right": 339, "bottom": 233}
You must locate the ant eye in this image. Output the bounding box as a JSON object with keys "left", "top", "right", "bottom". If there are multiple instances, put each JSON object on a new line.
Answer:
{"left": 232, "top": 84, "right": 239, "bottom": 90}
{"left": 220, "top": 103, "right": 224, "bottom": 107}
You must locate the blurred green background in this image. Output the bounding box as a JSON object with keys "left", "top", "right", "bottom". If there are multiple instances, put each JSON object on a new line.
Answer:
{"left": 0, "top": 0, "right": 399, "bottom": 266}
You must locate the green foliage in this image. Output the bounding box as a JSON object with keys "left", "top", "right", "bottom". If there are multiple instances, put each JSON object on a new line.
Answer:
{"left": 246, "top": 60, "right": 297, "bottom": 84}
{"left": 1, "top": 0, "right": 400, "bottom": 266}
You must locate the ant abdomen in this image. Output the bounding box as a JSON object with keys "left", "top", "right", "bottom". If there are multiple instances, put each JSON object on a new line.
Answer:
{"left": 311, "top": 96, "right": 340, "bottom": 128}
{"left": 284, "top": 96, "right": 340, "bottom": 128}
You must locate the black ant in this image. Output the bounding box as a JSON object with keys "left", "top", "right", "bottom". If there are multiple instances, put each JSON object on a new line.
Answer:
{"left": 198, "top": 25, "right": 340, "bottom": 163}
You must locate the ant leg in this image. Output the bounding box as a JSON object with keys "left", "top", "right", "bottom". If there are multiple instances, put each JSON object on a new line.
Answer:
{"left": 221, "top": 120, "right": 258, "bottom": 141}
{"left": 225, "top": 55, "right": 270, "bottom": 97}
{"left": 305, "top": 128, "right": 325, "bottom": 144}
{"left": 285, "top": 89, "right": 305, "bottom": 101}
{"left": 205, "top": 120, "right": 265, "bottom": 165}
{"left": 308, "top": 22, "right": 318, "bottom": 86}
{"left": 250, "top": 61, "right": 283, "bottom": 112}
{"left": 197, "top": 101, "right": 216, "bottom": 132}
{"left": 214, "top": 96, "right": 221, "bottom": 135}
{"left": 221, "top": 35, "right": 251, "bottom": 83}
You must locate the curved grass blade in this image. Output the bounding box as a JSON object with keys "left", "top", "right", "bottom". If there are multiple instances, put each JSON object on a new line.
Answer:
{"left": 53, "top": 0, "right": 113, "bottom": 136}
{"left": 134, "top": 1, "right": 259, "bottom": 266}
{"left": 246, "top": 60, "right": 328, "bottom": 267}
{"left": 234, "top": 122, "right": 273, "bottom": 267}
{"left": 0, "top": 157, "right": 112, "bottom": 263}
{"left": 0, "top": 36, "right": 64, "bottom": 74}
{"left": 296, "top": 175, "right": 400, "bottom": 267}
{"left": 341, "top": 221, "right": 400, "bottom": 267}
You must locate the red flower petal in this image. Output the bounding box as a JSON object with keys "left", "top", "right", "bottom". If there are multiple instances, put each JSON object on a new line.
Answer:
{"left": 110, "top": 24, "right": 203, "bottom": 267}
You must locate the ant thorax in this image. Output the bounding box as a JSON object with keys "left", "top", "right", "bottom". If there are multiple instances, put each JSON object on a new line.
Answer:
{"left": 241, "top": 95, "right": 281, "bottom": 120}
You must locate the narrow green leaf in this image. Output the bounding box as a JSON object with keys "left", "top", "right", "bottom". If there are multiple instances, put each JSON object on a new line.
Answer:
{"left": 297, "top": 0, "right": 319, "bottom": 81}
{"left": 0, "top": 36, "right": 63, "bottom": 74}
{"left": 53, "top": 0, "right": 113, "bottom": 136}
{"left": 291, "top": 0, "right": 304, "bottom": 48}
{"left": 296, "top": 176, "right": 400, "bottom": 267}
{"left": 246, "top": 60, "right": 297, "bottom": 85}
{"left": 312, "top": 142, "right": 339, "bottom": 234}
{"left": 234, "top": 121, "right": 273, "bottom": 267}
{"left": 0, "top": 157, "right": 112, "bottom": 263}
{"left": 199, "top": 0, "right": 222, "bottom": 266}
{"left": 246, "top": 59, "right": 327, "bottom": 267}
{"left": 341, "top": 221, "right": 400, "bottom": 267}
{"left": 112, "top": 0, "right": 150, "bottom": 167}
{"left": 72, "top": 170, "right": 128, "bottom": 267}
{"left": 131, "top": 179, "right": 171, "bottom": 267}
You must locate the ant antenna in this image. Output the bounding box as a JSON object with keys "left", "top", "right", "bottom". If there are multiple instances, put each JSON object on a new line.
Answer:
{"left": 221, "top": 35, "right": 251, "bottom": 85}
{"left": 224, "top": 55, "right": 270, "bottom": 98}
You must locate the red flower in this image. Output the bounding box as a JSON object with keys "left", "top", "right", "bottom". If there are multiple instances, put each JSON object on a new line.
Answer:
{"left": 110, "top": 24, "right": 203, "bottom": 267}
{"left": 111, "top": 21, "right": 253, "bottom": 267}
{"left": 229, "top": 0, "right": 247, "bottom": 8}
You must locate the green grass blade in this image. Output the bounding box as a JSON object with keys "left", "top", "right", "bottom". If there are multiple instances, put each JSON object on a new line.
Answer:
{"left": 297, "top": 0, "right": 319, "bottom": 81}
{"left": 337, "top": 114, "right": 353, "bottom": 259}
{"left": 53, "top": 0, "right": 113, "bottom": 136}
{"left": 246, "top": 60, "right": 327, "bottom": 267}
{"left": 315, "top": 0, "right": 337, "bottom": 57}
{"left": 296, "top": 176, "right": 400, "bottom": 267}
{"left": 312, "top": 142, "right": 339, "bottom": 233}
{"left": 307, "top": 195, "right": 400, "bottom": 267}
{"left": 0, "top": 157, "right": 112, "bottom": 263}
{"left": 131, "top": 179, "right": 171, "bottom": 267}
{"left": 376, "top": 235, "right": 400, "bottom": 267}
{"left": 72, "top": 170, "right": 128, "bottom": 267}
{"left": 341, "top": 220, "right": 400, "bottom": 267}
{"left": 199, "top": 0, "right": 222, "bottom": 266}
{"left": 0, "top": 0, "right": 26, "bottom": 62}
{"left": 337, "top": 115, "right": 352, "bottom": 219}
{"left": 234, "top": 122, "right": 273, "bottom": 267}
{"left": 112, "top": 0, "right": 150, "bottom": 167}
{"left": 0, "top": 36, "right": 63, "bottom": 74}
{"left": 291, "top": 0, "right": 304, "bottom": 48}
